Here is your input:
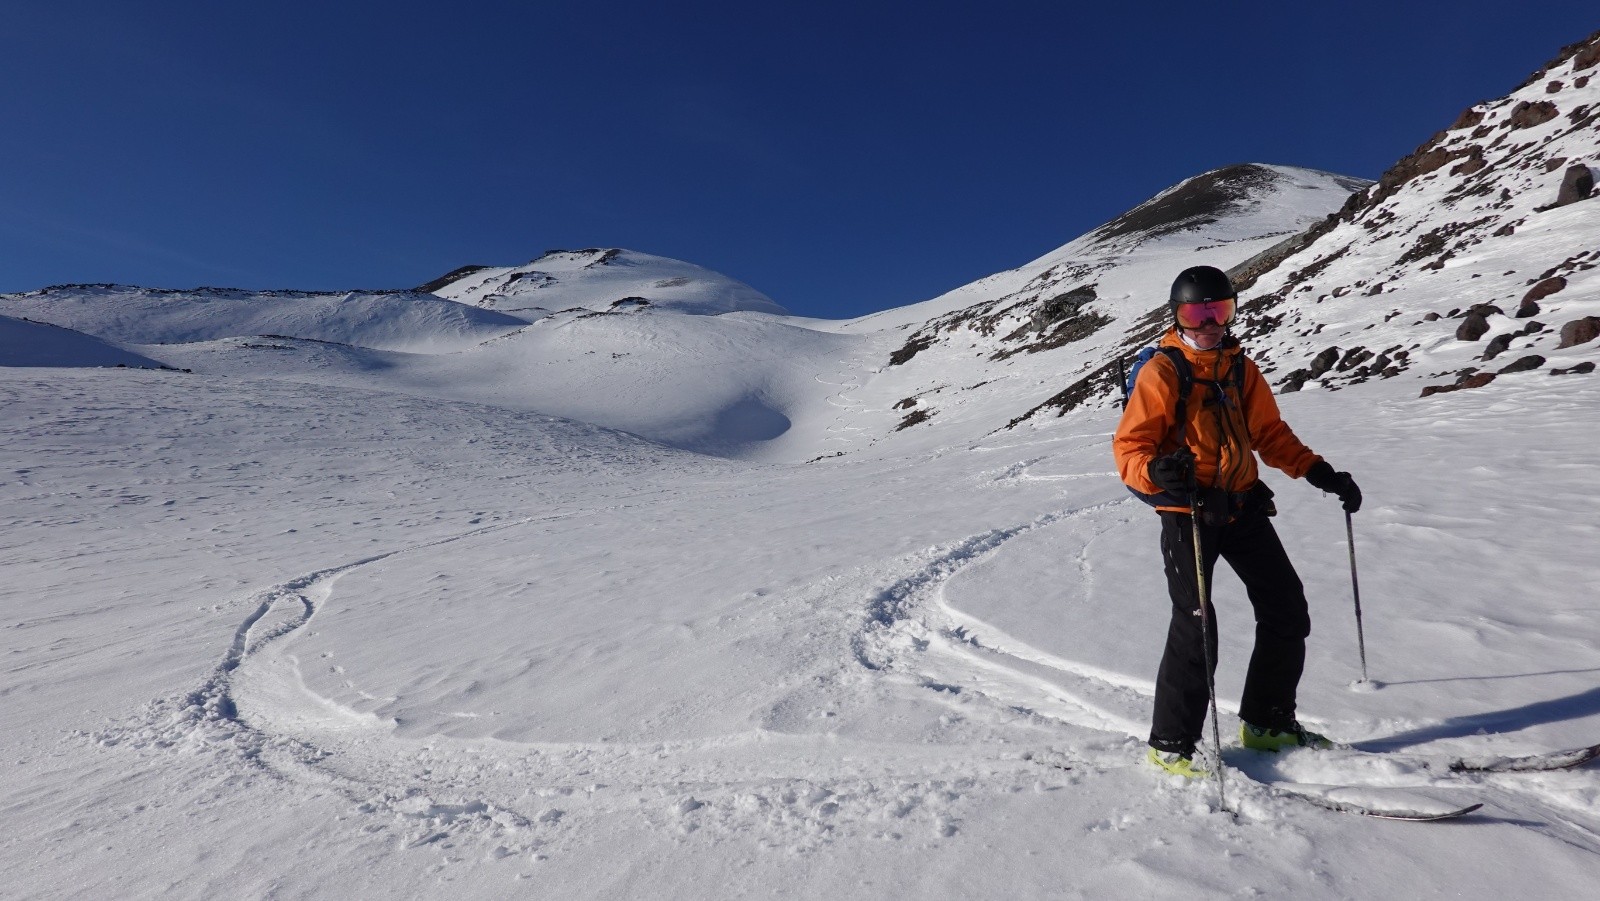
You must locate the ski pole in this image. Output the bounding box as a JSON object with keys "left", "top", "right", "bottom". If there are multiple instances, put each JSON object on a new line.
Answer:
{"left": 1346, "top": 511, "right": 1369, "bottom": 683}
{"left": 1190, "top": 491, "right": 1226, "bottom": 812}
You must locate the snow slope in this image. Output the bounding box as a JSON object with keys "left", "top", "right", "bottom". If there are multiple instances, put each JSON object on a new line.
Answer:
{"left": 0, "top": 313, "right": 168, "bottom": 368}
{"left": 5, "top": 363, "right": 1599, "bottom": 900}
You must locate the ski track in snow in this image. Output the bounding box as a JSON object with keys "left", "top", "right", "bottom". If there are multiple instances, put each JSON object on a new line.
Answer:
{"left": 846, "top": 465, "right": 1600, "bottom": 842}
{"left": 87, "top": 451, "right": 1600, "bottom": 862}
{"left": 89, "top": 497, "right": 1051, "bottom": 857}
{"left": 816, "top": 356, "right": 870, "bottom": 446}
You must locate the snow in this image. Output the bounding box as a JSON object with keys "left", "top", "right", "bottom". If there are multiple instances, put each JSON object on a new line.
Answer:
{"left": 4, "top": 312, "right": 1599, "bottom": 899}
{"left": 2, "top": 358, "right": 1598, "bottom": 897}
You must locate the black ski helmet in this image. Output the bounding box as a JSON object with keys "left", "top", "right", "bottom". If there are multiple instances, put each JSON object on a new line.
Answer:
{"left": 1169, "top": 265, "right": 1235, "bottom": 309}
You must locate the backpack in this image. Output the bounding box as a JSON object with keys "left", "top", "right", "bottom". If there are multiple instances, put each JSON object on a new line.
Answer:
{"left": 1120, "top": 345, "right": 1248, "bottom": 508}
{"left": 1121, "top": 347, "right": 1198, "bottom": 426}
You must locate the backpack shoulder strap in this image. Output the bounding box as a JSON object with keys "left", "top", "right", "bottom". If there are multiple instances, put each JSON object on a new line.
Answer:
{"left": 1156, "top": 347, "right": 1194, "bottom": 445}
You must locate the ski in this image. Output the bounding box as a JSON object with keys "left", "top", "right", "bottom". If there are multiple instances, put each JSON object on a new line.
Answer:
{"left": 1262, "top": 783, "right": 1483, "bottom": 821}
{"left": 1444, "top": 741, "right": 1600, "bottom": 773}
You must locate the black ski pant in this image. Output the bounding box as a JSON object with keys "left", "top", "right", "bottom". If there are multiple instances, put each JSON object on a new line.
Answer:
{"left": 1148, "top": 508, "right": 1311, "bottom": 755}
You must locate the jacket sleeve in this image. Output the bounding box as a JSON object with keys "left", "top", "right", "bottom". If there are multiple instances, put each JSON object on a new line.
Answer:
{"left": 1241, "top": 358, "right": 1322, "bottom": 478}
{"left": 1113, "top": 356, "right": 1178, "bottom": 494}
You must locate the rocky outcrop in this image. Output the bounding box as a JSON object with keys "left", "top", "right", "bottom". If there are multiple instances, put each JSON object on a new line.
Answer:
{"left": 1456, "top": 312, "right": 1492, "bottom": 341}
{"left": 1555, "top": 164, "right": 1595, "bottom": 206}
{"left": 1509, "top": 100, "right": 1560, "bottom": 128}
{"left": 1558, "top": 317, "right": 1600, "bottom": 348}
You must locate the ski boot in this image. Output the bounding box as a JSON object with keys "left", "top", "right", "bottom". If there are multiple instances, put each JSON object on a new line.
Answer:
{"left": 1240, "top": 720, "right": 1333, "bottom": 752}
{"left": 1146, "top": 747, "right": 1209, "bottom": 778}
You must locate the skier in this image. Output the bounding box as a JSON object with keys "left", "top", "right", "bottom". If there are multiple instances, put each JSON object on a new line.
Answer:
{"left": 1113, "top": 265, "right": 1362, "bottom": 778}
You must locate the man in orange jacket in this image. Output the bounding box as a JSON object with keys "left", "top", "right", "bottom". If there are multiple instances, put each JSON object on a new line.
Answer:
{"left": 1113, "top": 265, "right": 1361, "bottom": 778}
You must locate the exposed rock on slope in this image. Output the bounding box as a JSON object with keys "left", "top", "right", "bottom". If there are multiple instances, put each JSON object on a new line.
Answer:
{"left": 1229, "top": 29, "right": 1600, "bottom": 399}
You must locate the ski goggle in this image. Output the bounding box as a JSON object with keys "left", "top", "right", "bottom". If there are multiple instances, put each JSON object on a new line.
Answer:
{"left": 1174, "top": 298, "right": 1236, "bottom": 329}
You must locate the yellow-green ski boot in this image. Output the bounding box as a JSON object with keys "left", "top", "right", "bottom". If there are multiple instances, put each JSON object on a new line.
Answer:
{"left": 1147, "top": 747, "right": 1209, "bottom": 778}
{"left": 1240, "top": 720, "right": 1333, "bottom": 752}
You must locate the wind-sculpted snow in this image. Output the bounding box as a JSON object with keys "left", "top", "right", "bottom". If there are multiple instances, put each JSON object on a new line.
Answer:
{"left": 1, "top": 285, "right": 527, "bottom": 353}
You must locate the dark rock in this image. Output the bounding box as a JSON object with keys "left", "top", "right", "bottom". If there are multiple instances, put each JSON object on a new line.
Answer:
{"left": 1551, "top": 361, "right": 1596, "bottom": 375}
{"left": 1423, "top": 312, "right": 1441, "bottom": 322}
{"left": 1469, "top": 303, "right": 1504, "bottom": 317}
{"left": 1509, "top": 100, "right": 1559, "bottom": 129}
{"left": 1577, "top": 40, "right": 1600, "bottom": 71}
{"left": 1336, "top": 347, "right": 1373, "bottom": 371}
{"left": 1456, "top": 313, "right": 1492, "bottom": 341}
{"left": 1459, "top": 372, "right": 1497, "bottom": 389}
{"left": 1307, "top": 347, "right": 1341, "bottom": 378}
{"left": 415, "top": 264, "right": 492, "bottom": 294}
{"left": 888, "top": 334, "right": 935, "bottom": 366}
{"left": 1523, "top": 276, "right": 1567, "bottom": 309}
{"left": 1482, "top": 334, "right": 1514, "bottom": 360}
{"left": 1278, "top": 370, "right": 1310, "bottom": 393}
{"left": 1420, "top": 383, "right": 1460, "bottom": 398}
{"left": 1558, "top": 316, "right": 1600, "bottom": 348}
{"left": 893, "top": 397, "right": 918, "bottom": 410}
{"left": 1517, "top": 299, "right": 1541, "bottom": 318}
{"left": 895, "top": 408, "right": 932, "bottom": 431}
{"left": 1547, "top": 80, "right": 1565, "bottom": 93}
{"left": 1555, "top": 165, "right": 1595, "bottom": 206}
{"left": 1498, "top": 355, "right": 1545, "bottom": 374}
{"left": 1029, "top": 286, "right": 1097, "bottom": 332}
{"left": 1545, "top": 156, "right": 1569, "bottom": 172}
{"left": 1365, "top": 282, "right": 1385, "bottom": 295}
{"left": 1450, "top": 107, "right": 1485, "bottom": 129}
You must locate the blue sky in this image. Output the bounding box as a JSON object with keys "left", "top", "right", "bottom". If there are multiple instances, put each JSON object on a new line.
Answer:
{"left": 3, "top": 2, "right": 1594, "bottom": 318}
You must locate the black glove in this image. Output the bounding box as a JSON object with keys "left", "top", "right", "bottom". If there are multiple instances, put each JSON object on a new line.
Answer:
{"left": 1147, "top": 447, "right": 1197, "bottom": 494}
{"left": 1306, "top": 460, "right": 1362, "bottom": 512}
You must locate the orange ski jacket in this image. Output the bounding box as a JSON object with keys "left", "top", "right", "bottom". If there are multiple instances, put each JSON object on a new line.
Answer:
{"left": 1113, "top": 330, "right": 1322, "bottom": 513}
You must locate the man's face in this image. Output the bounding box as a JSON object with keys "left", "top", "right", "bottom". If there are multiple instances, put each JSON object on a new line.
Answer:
{"left": 1182, "top": 319, "right": 1226, "bottom": 350}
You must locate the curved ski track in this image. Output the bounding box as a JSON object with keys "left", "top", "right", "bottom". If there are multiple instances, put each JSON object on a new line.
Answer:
{"left": 849, "top": 463, "right": 1600, "bottom": 845}
{"left": 93, "top": 458, "right": 1600, "bottom": 860}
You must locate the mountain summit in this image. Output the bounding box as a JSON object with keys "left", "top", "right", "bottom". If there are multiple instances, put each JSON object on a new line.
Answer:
{"left": 421, "top": 248, "right": 790, "bottom": 319}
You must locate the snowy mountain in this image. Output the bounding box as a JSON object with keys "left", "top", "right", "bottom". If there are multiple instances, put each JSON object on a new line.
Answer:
{"left": 1002, "top": 33, "right": 1600, "bottom": 422}
{"left": 830, "top": 163, "right": 1371, "bottom": 443}
{"left": 4, "top": 28, "right": 1600, "bottom": 901}
{"left": 421, "top": 247, "right": 791, "bottom": 318}
{"left": 1232, "top": 34, "right": 1600, "bottom": 398}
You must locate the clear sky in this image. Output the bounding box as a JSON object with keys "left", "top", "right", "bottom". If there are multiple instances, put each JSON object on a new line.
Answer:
{"left": 3, "top": 2, "right": 1594, "bottom": 318}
